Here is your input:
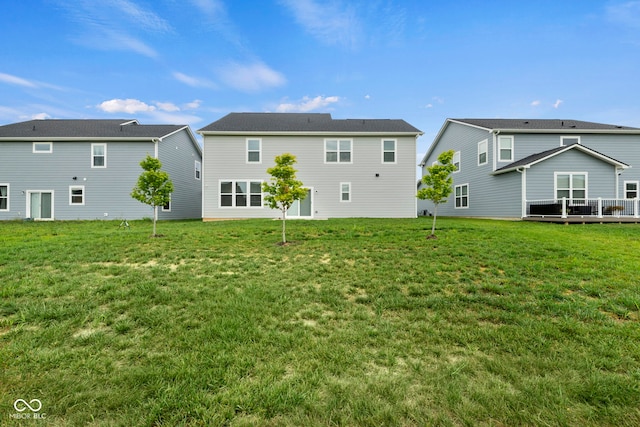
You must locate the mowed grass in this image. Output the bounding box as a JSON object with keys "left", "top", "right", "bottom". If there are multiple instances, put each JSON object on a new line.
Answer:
{"left": 1, "top": 217, "right": 639, "bottom": 426}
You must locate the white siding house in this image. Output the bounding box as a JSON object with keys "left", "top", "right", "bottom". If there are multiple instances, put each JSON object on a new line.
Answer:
{"left": 419, "top": 119, "right": 640, "bottom": 220}
{"left": 198, "top": 113, "right": 422, "bottom": 220}
{"left": 0, "top": 119, "right": 202, "bottom": 221}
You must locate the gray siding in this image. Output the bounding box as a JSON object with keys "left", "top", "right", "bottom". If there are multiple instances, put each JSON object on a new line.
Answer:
{"left": 203, "top": 134, "right": 417, "bottom": 219}
{"left": 420, "top": 121, "right": 640, "bottom": 218}
{"left": 0, "top": 140, "right": 154, "bottom": 220}
{"left": 157, "top": 130, "right": 202, "bottom": 219}
{"left": 525, "top": 149, "right": 617, "bottom": 200}
{"left": 0, "top": 132, "right": 202, "bottom": 221}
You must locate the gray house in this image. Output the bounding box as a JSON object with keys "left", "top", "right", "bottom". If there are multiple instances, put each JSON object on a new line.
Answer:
{"left": 419, "top": 119, "right": 640, "bottom": 219}
{"left": 198, "top": 113, "right": 423, "bottom": 219}
{"left": 0, "top": 119, "right": 202, "bottom": 221}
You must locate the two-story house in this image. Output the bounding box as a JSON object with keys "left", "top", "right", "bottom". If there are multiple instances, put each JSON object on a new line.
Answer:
{"left": 0, "top": 119, "right": 202, "bottom": 221}
{"left": 198, "top": 113, "right": 423, "bottom": 220}
{"left": 419, "top": 119, "right": 640, "bottom": 220}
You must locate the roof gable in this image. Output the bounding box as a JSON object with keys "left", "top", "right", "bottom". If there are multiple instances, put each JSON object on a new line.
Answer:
{"left": 198, "top": 112, "right": 422, "bottom": 134}
{"left": 493, "top": 143, "right": 629, "bottom": 175}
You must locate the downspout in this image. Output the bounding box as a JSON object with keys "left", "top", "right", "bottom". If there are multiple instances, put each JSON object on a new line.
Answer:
{"left": 492, "top": 130, "right": 500, "bottom": 172}
{"left": 517, "top": 167, "right": 526, "bottom": 218}
{"left": 152, "top": 138, "right": 160, "bottom": 223}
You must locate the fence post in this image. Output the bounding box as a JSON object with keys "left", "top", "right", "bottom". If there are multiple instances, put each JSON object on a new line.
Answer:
{"left": 597, "top": 197, "right": 603, "bottom": 218}
{"left": 562, "top": 197, "right": 567, "bottom": 218}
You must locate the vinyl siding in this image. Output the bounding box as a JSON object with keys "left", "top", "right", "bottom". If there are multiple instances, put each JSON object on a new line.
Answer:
{"left": 157, "top": 129, "right": 202, "bottom": 219}
{"left": 0, "top": 134, "right": 202, "bottom": 221}
{"left": 0, "top": 140, "right": 155, "bottom": 220}
{"left": 420, "top": 121, "right": 640, "bottom": 218}
{"left": 203, "top": 134, "right": 417, "bottom": 219}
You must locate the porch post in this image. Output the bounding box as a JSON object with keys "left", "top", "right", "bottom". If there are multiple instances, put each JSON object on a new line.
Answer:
{"left": 597, "top": 197, "right": 603, "bottom": 218}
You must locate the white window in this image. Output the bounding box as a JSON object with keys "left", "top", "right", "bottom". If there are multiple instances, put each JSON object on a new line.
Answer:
{"left": 33, "top": 142, "right": 52, "bottom": 153}
{"left": 453, "top": 151, "right": 461, "bottom": 172}
{"left": 498, "top": 136, "right": 513, "bottom": 162}
{"left": 247, "top": 139, "right": 261, "bottom": 163}
{"left": 478, "top": 139, "right": 488, "bottom": 165}
{"left": 625, "top": 181, "right": 639, "bottom": 199}
{"left": 340, "top": 182, "right": 351, "bottom": 202}
{"left": 325, "top": 139, "right": 352, "bottom": 163}
{"left": 91, "top": 143, "right": 106, "bottom": 168}
{"left": 561, "top": 136, "right": 580, "bottom": 146}
{"left": 555, "top": 172, "right": 587, "bottom": 203}
{"left": 0, "top": 184, "right": 8, "bottom": 211}
{"left": 382, "top": 139, "right": 396, "bottom": 163}
{"left": 69, "top": 186, "right": 84, "bottom": 205}
{"left": 455, "top": 184, "right": 469, "bottom": 208}
{"left": 162, "top": 194, "right": 172, "bottom": 212}
{"left": 195, "top": 161, "right": 201, "bottom": 180}
{"left": 220, "top": 180, "right": 263, "bottom": 208}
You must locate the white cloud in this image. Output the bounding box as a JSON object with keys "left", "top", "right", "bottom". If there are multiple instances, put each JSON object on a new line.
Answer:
{"left": 530, "top": 100, "right": 541, "bottom": 107}
{"left": 156, "top": 102, "right": 180, "bottom": 112}
{"left": 425, "top": 104, "right": 433, "bottom": 108}
{"left": 364, "top": 94, "right": 371, "bottom": 100}
{"left": 553, "top": 99, "right": 563, "bottom": 109}
{"left": 173, "top": 72, "right": 217, "bottom": 89}
{"left": 98, "top": 98, "right": 156, "bottom": 114}
{"left": 31, "top": 112, "right": 52, "bottom": 120}
{"left": 279, "top": 0, "right": 361, "bottom": 48}
{"left": 0, "top": 72, "right": 38, "bottom": 88}
{"left": 183, "top": 99, "right": 203, "bottom": 110}
{"left": 606, "top": 1, "right": 640, "bottom": 28}
{"left": 217, "top": 62, "right": 286, "bottom": 93}
{"left": 275, "top": 95, "right": 340, "bottom": 113}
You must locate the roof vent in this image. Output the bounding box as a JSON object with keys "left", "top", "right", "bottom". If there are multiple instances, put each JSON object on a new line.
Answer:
{"left": 32, "top": 125, "right": 36, "bottom": 131}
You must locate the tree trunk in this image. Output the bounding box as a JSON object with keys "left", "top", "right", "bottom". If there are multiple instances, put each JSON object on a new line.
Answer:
{"left": 153, "top": 205, "right": 157, "bottom": 237}
{"left": 431, "top": 204, "right": 438, "bottom": 237}
{"left": 281, "top": 207, "right": 287, "bottom": 244}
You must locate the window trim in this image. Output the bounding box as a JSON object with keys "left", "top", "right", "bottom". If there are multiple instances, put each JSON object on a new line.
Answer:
{"left": 0, "top": 183, "right": 9, "bottom": 211}
{"left": 33, "top": 142, "right": 53, "bottom": 153}
{"left": 340, "top": 182, "right": 351, "bottom": 202}
{"left": 195, "top": 160, "right": 202, "bottom": 180}
{"left": 624, "top": 180, "right": 639, "bottom": 199}
{"left": 69, "top": 185, "right": 85, "bottom": 206}
{"left": 554, "top": 172, "right": 588, "bottom": 202}
{"left": 478, "top": 139, "right": 488, "bottom": 166}
{"left": 454, "top": 183, "right": 469, "bottom": 209}
{"left": 561, "top": 136, "right": 581, "bottom": 146}
{"left": 381, "top": 139, "right": 397, "bottom": 164}
{"left": 162, "top": 194, "right": 172, "bottom": 212}
{"left": 246, "top": 138, "right": 262, "bottom": 164}
{"left": 453, "top": 151, "right": 461, "bottom": 173}
{"left": 91, "top": 143, "right": 107, "bottom": 168}
{"left": 324, "top": 139, "right": 353, "bottom": 164}
{"left": 219, "top": 179, "right": 264, "bottom": 208}
{"left": 498, "top": 135, "right": 514, "bottom": 162}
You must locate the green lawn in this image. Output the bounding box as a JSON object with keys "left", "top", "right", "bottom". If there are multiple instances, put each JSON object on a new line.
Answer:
{"left": 1, "top": 218, "right": 639, "bottom": 426}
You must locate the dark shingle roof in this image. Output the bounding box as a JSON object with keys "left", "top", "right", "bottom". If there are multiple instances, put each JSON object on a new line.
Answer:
{"left": 198, "top": 113, "right": 422, "bottom": 134}
{"left": 0, "top": 119, "right": 186, "bottom": 139}
{"left": 452, "top": 118, "right": 640, "bottom": 131}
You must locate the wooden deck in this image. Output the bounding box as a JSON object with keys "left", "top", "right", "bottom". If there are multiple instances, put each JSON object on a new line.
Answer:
{"left": 523, "top": 216, "right": 640, "bottom": 224}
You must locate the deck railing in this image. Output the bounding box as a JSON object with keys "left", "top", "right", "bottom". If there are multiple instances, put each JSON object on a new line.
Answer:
{"left": 525, "top": 198, "right": 640, "bottom": 219}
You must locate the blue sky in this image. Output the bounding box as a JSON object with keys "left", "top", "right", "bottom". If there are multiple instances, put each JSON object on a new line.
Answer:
{"left": 1, "top": 0, "right": 640, "bottom": 158}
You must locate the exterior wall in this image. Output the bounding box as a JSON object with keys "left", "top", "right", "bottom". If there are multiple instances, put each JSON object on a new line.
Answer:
{"left": 420, "top": 121, "right": 522, "bottom": 218}
{"left": 420, "top": 121, "right": 640, "bottom": 218}
{"left": 0, "top": 140, "right": 155, "bottom": 220}
{"left": 157, "top": 129, "right": 203, "bottom": 219}
{"left": 203, "top": 134, "right": 417, "bottom": 219}
{"left": 525, "top": 149, "right": 618, "bottom": 200}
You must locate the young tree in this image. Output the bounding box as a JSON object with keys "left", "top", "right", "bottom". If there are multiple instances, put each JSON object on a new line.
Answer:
{"left": 417, "top": 150, "right": 457, "bottom": 239}
{"left": 131, "top": 155, "right": 174, "bottom": 237}
{"left": 262, "top": 153, "right": 307, "bottom": 244}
